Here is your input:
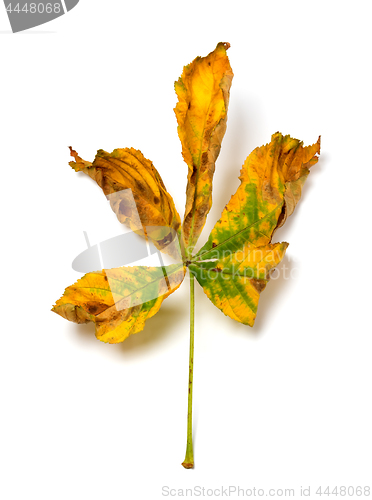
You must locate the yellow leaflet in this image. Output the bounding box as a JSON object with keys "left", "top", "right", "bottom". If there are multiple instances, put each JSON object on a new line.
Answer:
{"left": 174, "top": 42, "right": 233, "bottom": 255}
{"left": 196, "top": 133, "right": 320, "bottom": 261}
{"left": 69, "top": 147, "right": 181, "bottom": 255}
{"left": 52, "top": 265, "right": 185, "bottom": 343}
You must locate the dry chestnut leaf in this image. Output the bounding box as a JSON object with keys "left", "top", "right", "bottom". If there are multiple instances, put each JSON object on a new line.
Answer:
{"left": 52, "top": 43, "right": 320, "bottom": 469}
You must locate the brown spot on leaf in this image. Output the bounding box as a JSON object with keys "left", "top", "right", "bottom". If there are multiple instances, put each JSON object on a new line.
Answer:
{"left": 201, "top": 151, "right": 208, "bottom": 168}
{"left": 192, "top": 163, "right": 197, "bottom": 174}
{"left": 136, "top": 180, "right": 146, "bottom": 193}
{"left": 276, "top": 202, "right": 287, "bottom": 229}
{"left": 158, "top": 231, "right": 174, "bottom": 249}
{"left": 204, "top": 126, "right": 213, "bottom": 143}
{"left": 85, "top": 301, "right": 109, "bottom": 315}
{"left": 250, "top": 279, "right": 266, "bottom": 294}
{"left": 154, "top": 196, "right": 160, "bottom": 204}
{"left": 197, "top": 205, "right": 208, "bottom": 218}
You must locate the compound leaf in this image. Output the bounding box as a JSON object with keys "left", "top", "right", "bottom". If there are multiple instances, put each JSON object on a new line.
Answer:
{"left": 52, "top": 264, "right": 185, "bottom": 343}
{"left": 174, "top": 42, "right": 233, "bottom": 255}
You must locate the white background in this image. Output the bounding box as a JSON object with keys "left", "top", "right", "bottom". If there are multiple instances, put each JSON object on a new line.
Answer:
{"left": 1, "top": 1, "right": 371, "bottom": 499}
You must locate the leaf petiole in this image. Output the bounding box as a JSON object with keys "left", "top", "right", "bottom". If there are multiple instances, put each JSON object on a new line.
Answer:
{"left": 182, "top": 271, "right": 195, "bottom": 469}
